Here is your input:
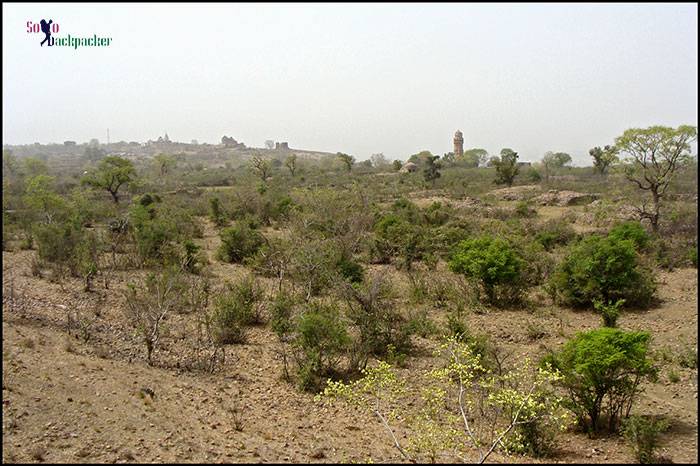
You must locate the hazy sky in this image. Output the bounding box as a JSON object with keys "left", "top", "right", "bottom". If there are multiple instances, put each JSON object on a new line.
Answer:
{"left": 3, "top": 3, "right": 698, "bottom": 164}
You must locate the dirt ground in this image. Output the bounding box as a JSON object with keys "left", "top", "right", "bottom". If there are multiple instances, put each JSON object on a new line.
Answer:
{"left": 2, "top": 208, "right": 698, "bottom": 464}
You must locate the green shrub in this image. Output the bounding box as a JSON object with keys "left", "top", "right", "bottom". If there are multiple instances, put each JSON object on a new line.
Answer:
{"left": 34, "top": 221, "right": 83, "bottom": 269}
{"left": 543, "top": 328, "right": 657, "bottom": 433}
{"left": 689, "top": 245, "right": 697, "bottom": 268}
{"left": 336, "top": 255, "right": 364, "bottom": 284}
{"left": 270, "top": 291, "right": 295, "bottom": 340}
{"left": 129, "top": 203, "right": 179, "bottom": 265}
{"left": 535, "top": 219, "right": 577, "bottom": 251}
{"left": 515, "top": 201, "right": 536, "bottom": 218}
{"left": 608, "top": 221, "right": 650, "bottom": 251}
{"left": 593, "top": 298, "right": 625, "bottom": 328}
{"left": 677, "top": 344, "right": 698, "bottom": 369}
{"left": 211, "top": 276, "right": 264, "bottom": 344}
{"left": 343, "top": 274, "right": 415, "bottom": 362}
{"left": 549, "top": 235, "right": 656, "bottom": 308}
{"left": 667, "top": 369, "right": 680, "bottom": 383}
{"left": 448, "top": 236, "right": 525, "bottom": 306}
{"left": 406, "top": 308, "right": 439, "bottom": 338}
{"left": 181, "top": 240, "right": 206, "bottom": 274}
{"left": 292, "top": 303, "right": 351, "bottom": 392}
{"left": 373, "top": 214, "right": 428, "bottom": 270}
{"left": 621, "top": 415, "right": 669, "bottom": 464}
{"left": 217, "top": 223, "right": 265, "bottom": 263}
{"left": 209, "top": 197, "right": 228, "bottom": 227}
{"left": 422, "top": 201, "right": 452, "bottom": 226}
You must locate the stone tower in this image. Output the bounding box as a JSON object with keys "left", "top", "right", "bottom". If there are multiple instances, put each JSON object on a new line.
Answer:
{"left": 453, "top": 130, "right": 464, "bottom": 159}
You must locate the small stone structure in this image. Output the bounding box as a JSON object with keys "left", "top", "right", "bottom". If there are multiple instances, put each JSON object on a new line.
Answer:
{"left": 400, "top": 161, "right": 418, "bottom": 173}
{"left": 275, "top": 142, "right": 290, "bottom": 150}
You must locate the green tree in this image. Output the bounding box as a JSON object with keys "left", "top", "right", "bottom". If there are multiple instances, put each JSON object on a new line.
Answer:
{"left": 153, "top": 153, "right": 176, "bottom": 177}
{"left": 491, "top": 148, "right": 519, "bottom": 186}
{"left": 462, "top": 148, "right": 488, "bottom": 168}
{"left": 2, "top": 149, "right": 18, "bottom": 176}
{"left": 423, "top": 154, "right": 442, "bottom": 187}
{"left": 371, "top": 152, "right": 389, "bottom": 168}
{"left": 615, "top": 125, "right": 697, "bottom": 232}
{"left": 81, "top": 156, "right": 136, "bottom": 204}
{"left": 392, "top": 160, "right": 403, "bottom": 171}
{"left": 23, "top": 175, "right": 68, "bottom": 223}
{"left": 589, "top": 145, "right": 619, "bottom": 175}
{"left": 541, "top": 151, "right": 571, "bottom": 181}
{"left": 284, "top": 153, "right": 298, "bottom": 176}
{"left": 337, "top": 152, "right": 355, "bottom": 172}
{"left": 22, "top": 157, "right": 49, "bottom": 177}
{"left": 543, "top": 328, "right": 656, "bottom": 433}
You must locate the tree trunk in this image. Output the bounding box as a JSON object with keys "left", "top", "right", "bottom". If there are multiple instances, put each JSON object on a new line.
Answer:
{"left": 650, "top": 189, "right": 660, "bottom": 233}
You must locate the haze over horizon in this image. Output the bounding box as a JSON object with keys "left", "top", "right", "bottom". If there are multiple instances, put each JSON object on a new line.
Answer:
{"left": 3, "top": 3, "right": 698, "bottom": 164}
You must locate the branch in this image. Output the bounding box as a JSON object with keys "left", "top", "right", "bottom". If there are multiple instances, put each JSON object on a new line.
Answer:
{"left": 373, "top": 397, "right": 413, "bottom": 462}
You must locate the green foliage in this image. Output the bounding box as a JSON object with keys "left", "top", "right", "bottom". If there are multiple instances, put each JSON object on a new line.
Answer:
{"left": 515, "top": 200, "right": 536, "bottom": 218}
{"left": 293, "top": 303, "right": 351, "bottom": 391}
{"left": 534, "top": 219, "right": 577, "bottom": 251}
{"left": 677, "top": 344, "right": 697, "bottom": 369}
{"left": 491, "top": 148, "right": 519, "bottom": 186}
{"left": 688, "top": 245, "right": 697, "bottom": 268}
{"left": 343, "top": 274, "right": 415, "bottom": 364}
{"left": 323, "top": 337, "right": 569, "bottom": 462}
{"left": 209, "top": 197, "right": 228, "bottom": 227}
{"left": 448, "top": 236, "right": 524, "bottom": 305}
{"left": 589, "top": 145, "right": 619, "bottom": 175}
{"left": 336, "top": 255, "right": 364, "bottom": 284}
{"left": 373, "top": 213, "right": 427, "bottom": 270}
{"left": 608, "top": 221, "right": 650, "bottom": 251}
{"left": 181, "top": 239, "right": 206, "bottom": 274}
{"left": 211, "top": 275, "right": 264, "bottom": 344}
{"left": 217, "top": 223, "right": 266, "bottom": 263}
{"left": 422, "top": 155, "right": 442, "bottom": 186}
{"left": 593, "top": 298, "right": 625, "bottom": 328}
{"left": 337, "top": 152, "right": 355, "bottom": 172}
{"left": 543, "top": 328, "right": 657, "bottom": 433}
{"left": 129, "top": 203, "right": 178, "bottom": 265}
{"left": 81, "top": 156, "right": 136, "bottom": 203}
{"left": 549, "top": 234, "right": 656, "bottom": 308}
{"left": 621, "top": 415, "right": 669, "bottom": 464}
{"left": 616, "top": 125, "right": 697, "bottom": 232}
{"left": 285, "top": 154, "right": 298, "bottom": 176}
{"left": 270, "top": 290, "right": 296, "bottom": 340}
{"left": 461, "top": 148, "right": 488, "bottom": 168}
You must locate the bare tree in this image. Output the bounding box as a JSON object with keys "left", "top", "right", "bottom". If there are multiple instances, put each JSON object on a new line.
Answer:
{"left": 124, "top": 267, "right": 184, "bottom": 365}
{"left": 251, "top": 155, "right": 271, "bottom": 181}
{"left": 284, "top": 154, "right": 298, "bottom": 177}
{"left": 615, "top": 125, "right": 697, "bottom": 232}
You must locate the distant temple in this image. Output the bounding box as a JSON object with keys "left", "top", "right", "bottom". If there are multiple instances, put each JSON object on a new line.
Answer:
{"left": 275, "top": 142, "right": 290, "bottom": 150}
{"left": 453, "top": 130, "right": 464, "bottom": 159}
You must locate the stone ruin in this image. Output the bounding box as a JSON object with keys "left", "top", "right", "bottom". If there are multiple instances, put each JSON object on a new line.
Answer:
{"left": 221, "top": 136, "right": 247, "bottom": 149}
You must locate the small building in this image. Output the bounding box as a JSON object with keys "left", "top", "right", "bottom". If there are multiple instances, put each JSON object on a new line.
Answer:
{"left": 400, "top": 161, "right": 418, "bottom": 173}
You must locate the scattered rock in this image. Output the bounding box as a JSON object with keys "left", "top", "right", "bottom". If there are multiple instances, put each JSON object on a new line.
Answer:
{"left": 534, "top": 190, "right": 598, "bottom": 206}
